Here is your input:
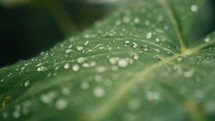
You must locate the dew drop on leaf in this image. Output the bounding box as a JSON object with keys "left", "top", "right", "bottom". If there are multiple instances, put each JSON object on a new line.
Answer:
{"left": 95, "top": 75, "right": 102, "bottom": 82}
{"left": 13, "top": 110, "right": 20, "bottom": 119}
{"left": 115, "top": 20, "right": 121, "bottom": 26}
{"left": 118, "top": 59, "right": 128, "bottom": 67}
{"left": 54, "top": 66, "right": 59, "bottom": 70}
{"left": 93, "top": 86, "right": 105, "bottom": 98}
{"left": 82, "top": 63, "right": 91, "bottom": 68}
{"left": 123, "top": 16, "right": 130, "bottom": 23}
{"left": 109, "top": 57, "right": 118, "bottom": 65}
{"left": 96, "top": 66, "right": 107, "bottom": 73}
{"left": 72, "top": 64, "right": 80, "bottom": 72}
{"left": 177, "top": 57, "right": 183, "bottom": 62}
{"left": 131, "top": 42, "right": 138, "bottom": 48}
{"left": 55, "top": 98, "right": 67, "bottom": 110}
{"left": 184, "top": 69, "right": 194, "bottom": 78}
{"left": 154, "top": 48, "right": 161, "bottom": 53}
{"left": 84, "top": 40, "right": 89, "bottom": 45}
{"left": 146, "top": 32, "right": 152, "bottom": 39}
{"left": 132, "top": 53, "right": 139, "bottom": 60}
{"left": 204, "top": 38, "right": 210, "bottom": 43}
{"left": 125, "top": 40, "right": 130, "bottom": 44}
{"left": 146, "top": 91, "right": 160, "bottom": 101}
{"left": 61, "top": 87, "right": 70, "bottom": 96}
{"left": 64, "top": 63, "right": 70, "bottom": 69}
{"left": 77, "top": 57, "right": 87, "bottom": 63}
{"left": 155, "top": 38, "right": 160, "bottom": 42}
{"left": 140, "top": 45, "right": 150, "bottom": 52}
{"left": 134, "top": 17, "right": 140, "bottom": 24}
{"left": 13, "top": 105, "right": 21, "bottom": 119}
{"left": 76, "top": 46, "right": 84, "bottom": 51}
{"left": 145, "top": 20, "right": 150, "bottom": 26}
{"left": 65, "top": 49, "right": 72, "bottom": 54}
{"left": 68, "top": 44, "right": 73, "bottom": 48}
{"left": 190, "top": 4, "right": 198, "bottom": 12}
{"left": 37, "top": 66, "right": 47, "bottom": 72}
{"left": 24, "top": 80, "right": 30, "bottom": 87}
{"left": 40, "top": 92, "right": 57, "bottom": 104}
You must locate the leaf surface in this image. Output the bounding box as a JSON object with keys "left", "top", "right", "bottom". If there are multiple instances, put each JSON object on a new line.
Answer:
{"left": 1, "top": 0, "right": 215, "bottom": 121}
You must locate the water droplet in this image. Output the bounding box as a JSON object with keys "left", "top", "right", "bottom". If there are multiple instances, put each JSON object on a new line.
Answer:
{"left": 82, "top": 63, "right": 91, "bottom": 68}
{"left": 96, "top": 66, "right": 107, "bottom": 73}
{"left": 134, "top": 17, "right": 140, "bottom": 24}
{"left": 177, "top": 56, "right": 183, "bottom": 62}
{"left": 24, "top": 80, "right": 30, "bottom": 87}
{"left": 76, "top": 46, "right": 84, "bottom": 51}
{"left": 155, "top": 38, "right": 160, "bottom": 42}
{"left": 69, "top": 37, "right": 75, "bottom": 42}
{"left": 109, "top": 57, "right": 118, "bottom": 65}
{"left": 80, "top": 82, "right": 90, "bottom": 89}
{"left": 84, "top": 40, "right": 89, "bottom": 45}
{"left": 84, "top": 34, "right": 91, "bottom": 38}
{"left": 61, "top": 88, "right": 70, "bottom": 95}
{"left": 115, "top": 20, "right": 121, "bottom": 25}
{"left": 55, "top": 98, "right": 67, "bottom": 110}
{"left": 145, "top": 20, "right": 150, "bottom": 26}
{"left": 132, "top": 53, "right": 139, "bottom": 60}
{"left": 55, "top": 66, "right": 59, "bottom": 70}
{"left": 125, "top": 40, "right": 130, "bottom": 44}
{"left": 131, "top": 42, "right": 138, "bottom": 48}
{"left": 190, "top": 4, "right": 198, "bottom": 12}
{"left": 68, "top": 44, "right": 73, "bottom": 48}
{"left": 140, "top": 45, "right": 150, "bottom": 52}
{"left": 64, "top": 63, "right": 70, "bottom": 69}
{"left": 95, "top": 75, "right": 102, "bottom": 82}
{"left": 40, "top": 92, "right": 57, "bottom": 104}
{"left": 146, "top": 32, "right": 152, "bottom": 39}
{"left": 37, "top": 66, "right": 47, "bottom": 72}
{"left": 154, "top": 48, "right": 160, "bottom": 53}
{"left": 47, "top": 73, "right": 52, "bottom": 77}
{"left": 184, "top": 69, "right": 194, "bottom": 78}
{"left": 118, "top": 59, "right": 128, "bottom": 67}
{"left": 123, "top": 16, "right": 130, "bottom": 23}
{"left": 65, "top": 49, "right": 72, "bottom": 53}
{"left": 93, "top": 87, "right": 105, "bottom": 98}
{"left": 13, "top": 110, "right": 20, "bottom": 119}
{"left": 204, "top": 38, "right": 210, "bottom": 43}
{"left": 164, "top": 25, "right": 169, "bottom": 30}
{"left": 146, "top": 91, "right": 160, "bottom": 101}
{"left": 72, "top": 64, "right": 80, "bottom": 71}
{"left": 77, "top": 57, "right": 87, "bottom": 63}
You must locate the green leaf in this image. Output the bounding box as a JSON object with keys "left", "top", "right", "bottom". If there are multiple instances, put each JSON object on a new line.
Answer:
{"left": 1, "top": 0, "right": 215, "bottom": 121}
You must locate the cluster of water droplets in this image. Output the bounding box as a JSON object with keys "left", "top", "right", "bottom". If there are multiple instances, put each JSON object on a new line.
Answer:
{"left": 1, "top": 0, "right": 215, "bottom": 120}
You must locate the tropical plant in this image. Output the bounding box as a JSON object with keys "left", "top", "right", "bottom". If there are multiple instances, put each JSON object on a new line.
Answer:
{"left": 0, "top": 0, "right": 215, "bottom": 121}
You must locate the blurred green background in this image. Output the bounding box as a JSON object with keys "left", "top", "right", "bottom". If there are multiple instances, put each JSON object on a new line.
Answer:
{"left": 0, "top": 0, "right": 214, "bottom": 67}
{"left": 0, "top": 0, "right": 119, "bottom": 67}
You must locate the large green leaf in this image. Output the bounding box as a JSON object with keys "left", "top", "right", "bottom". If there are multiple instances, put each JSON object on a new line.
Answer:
{"left": 1, "top": 0, "right": 215, "bottom": 121}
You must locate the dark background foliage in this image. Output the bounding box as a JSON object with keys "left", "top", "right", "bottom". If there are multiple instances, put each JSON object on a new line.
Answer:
{"left": 0, "top": 0, "right": 214, "bottom": 67}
